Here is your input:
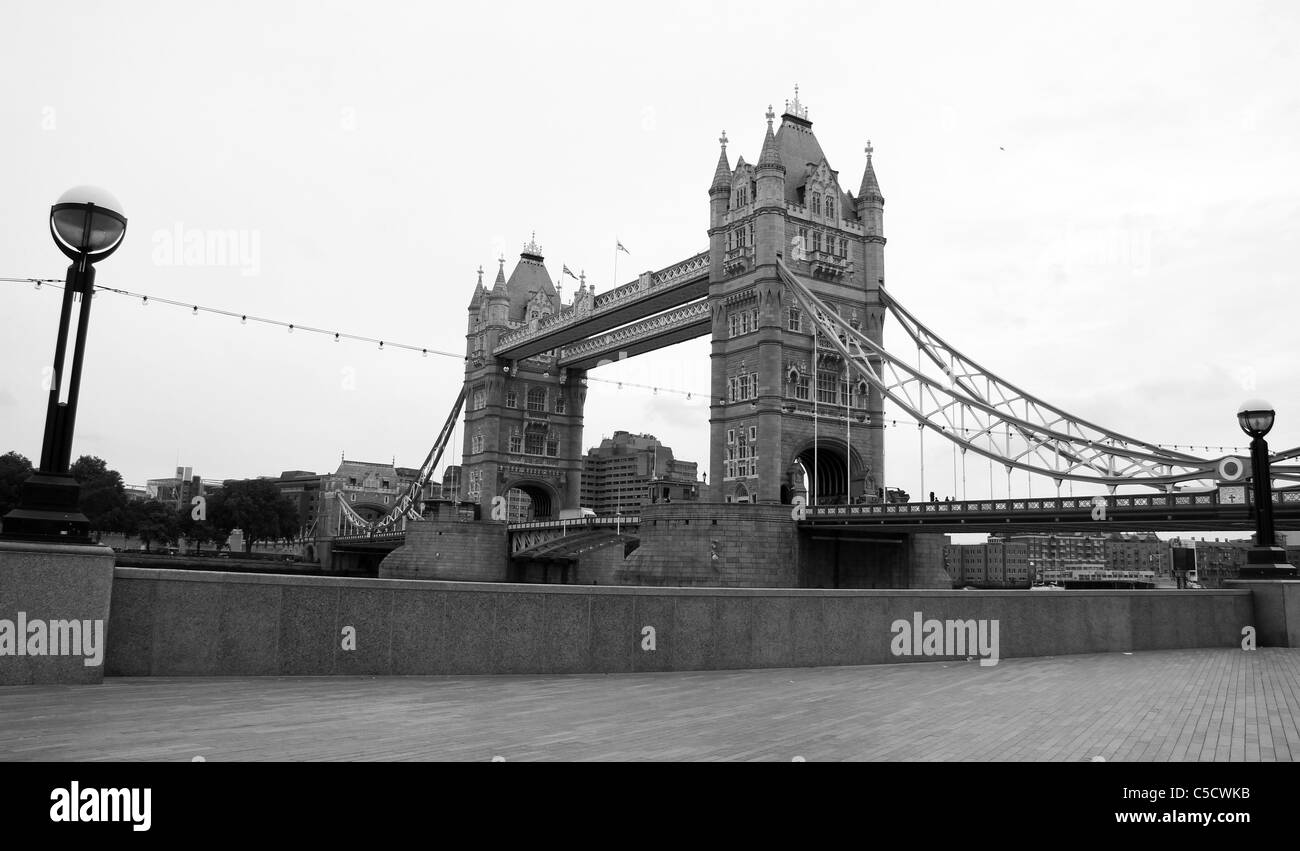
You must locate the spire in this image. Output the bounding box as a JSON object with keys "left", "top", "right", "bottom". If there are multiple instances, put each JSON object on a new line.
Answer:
{"left": 858, "top": 140, "right": 883, "bottom": 203}
{"left": 758, "top": 106, "right": 784, "bottom": 172}
{"left": 710, "top": 130, "right": 732, "bottom": 193}
{"left": 490, "top": 255, "right": 508, "bottom": 297}
{"left": 467, "top": 265, "right": 486, "bottom": 308}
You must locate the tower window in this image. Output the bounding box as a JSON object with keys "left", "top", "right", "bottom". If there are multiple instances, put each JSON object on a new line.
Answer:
{"left": 505, "top": 389, "right": 517, "bottom": 409}
{"left": 812, "top": 231, "right": 823, "bottom": 253}
{"left": 526, "top": 387, "right": 546, "bottom": 412}
{"left": 472, "top": 388, "right": 486, "bottom": 411}
{"left": 472, "top": 433, "right": 484, "bottom": 454}
{"left": 839, "top": 238, "right": 848, "bottom": 258}
{"left": 825, "top": 197, "right": 835, "bottom": 219}
{"left": 812, "top": 192, "right": 821, "bottom": 213}
{"left": 554, "top": 394, "right": 566, "bottom": 414}
{"left": 509, "top": 431, "right": 522, "bottom": 454}
{"left": 788, "top": 307, "right": 802, "bottom": 332}
{"left": 525, "top": 431, "right": 545, "bottom": 455}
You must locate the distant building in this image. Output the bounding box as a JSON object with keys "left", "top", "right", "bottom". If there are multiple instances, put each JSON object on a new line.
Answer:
{"left": 580, "top": 431, "right": 699, "bottom": 515}
{"left": 268, "top": 459, "right": 423, "bottom": 537}
{"left": 1104, "top": 532, "right": 1170, "bottom": 577}
{"left": 988, "top": 531, "right": 1107, "bottom": 578}
{"left": 942, "top": 541, "right": 1030, "bottom": 588}
{"left": 273, "top": 470, "right": 323, "bottom": 537}
{"left": 146, "top": 466, "right": 215, "bottom": 510}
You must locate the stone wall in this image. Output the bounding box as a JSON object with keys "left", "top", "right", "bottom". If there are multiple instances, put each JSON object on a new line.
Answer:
{"left": 104, "top": 566, "right": 1257, "bottom": 677}
{"left": 378, "top": 518, "right": 507, "bottom": 582}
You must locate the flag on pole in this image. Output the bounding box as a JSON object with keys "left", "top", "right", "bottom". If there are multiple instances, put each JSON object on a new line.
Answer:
{"left": 562, "top": 264, "right": 579, "bottom": 280}
{"left": 616, "top": 240, "right": 630, "bottom": 255}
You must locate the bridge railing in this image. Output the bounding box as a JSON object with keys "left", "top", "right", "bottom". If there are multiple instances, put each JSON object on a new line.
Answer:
{"left": 332, "top": 529, "right": 409, "bottom": 544}
{"left": 508, "top": 516, "right": 640, "bottom": 531}
{"left": 803, "top": 491, "right": 1259, "bottom": 519}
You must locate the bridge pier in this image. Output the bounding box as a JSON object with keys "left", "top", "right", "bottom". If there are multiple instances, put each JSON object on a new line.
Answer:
{"left": 615, "top": 503, "right": 948, "bottom": 588}
{"left": 379, "top": 517, "right": 507, "bottom": 582}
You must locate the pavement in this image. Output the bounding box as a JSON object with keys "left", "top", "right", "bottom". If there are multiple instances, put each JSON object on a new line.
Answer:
{"left": 1, "top": 647, "right": 1297, "bottom": 761}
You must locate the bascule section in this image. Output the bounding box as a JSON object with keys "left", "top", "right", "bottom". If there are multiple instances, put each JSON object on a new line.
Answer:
{"left": 707, "top": 92, "right": 888, "bottom": 507}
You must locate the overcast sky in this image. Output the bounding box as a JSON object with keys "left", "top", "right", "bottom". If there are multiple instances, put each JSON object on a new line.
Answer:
{"left": 2, "top": 0, "right": 1298, "bottom": 514}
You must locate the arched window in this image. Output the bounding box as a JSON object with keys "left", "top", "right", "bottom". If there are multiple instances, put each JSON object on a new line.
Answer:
{"left": 825, "top": 197, "right": 834, "bottom": 218}
{"left": 526, "top": 387, "right": 546, "bottom": 412}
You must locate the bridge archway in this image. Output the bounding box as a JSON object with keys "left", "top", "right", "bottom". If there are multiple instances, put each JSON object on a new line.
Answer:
{"left": 791, "top": 439, "right": 865, "bottom": 505}
{"left": 502, "top": 479, "right": 560, "bottom": 521}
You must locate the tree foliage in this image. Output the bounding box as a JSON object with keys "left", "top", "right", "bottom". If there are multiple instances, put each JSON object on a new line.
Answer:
{"left": 134, "top": 500, "right": 179, "bottom": 552}
{"left": 70, "top": 455, "right": 130, "bottom": 532}
{"left": 208, "top": 479, "right": 298, "bottom": 552}
{"left": 0, "top": 451, "right": 33, "bottom": 517}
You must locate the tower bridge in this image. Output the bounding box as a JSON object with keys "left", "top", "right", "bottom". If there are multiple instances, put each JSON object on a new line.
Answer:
{"left": 323, "top": 89, "right": 1300, "bottom": 588}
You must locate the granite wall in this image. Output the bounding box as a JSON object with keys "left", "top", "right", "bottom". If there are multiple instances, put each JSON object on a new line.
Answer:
{"left": 105, "top": 567, "right": 1256, "bottom": 677}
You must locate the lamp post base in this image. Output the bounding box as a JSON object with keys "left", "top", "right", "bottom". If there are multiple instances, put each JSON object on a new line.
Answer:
{"left": 1238, "top": 546, "right": 1298, "bottom": 580}
{"left": 0, "top": 471, "right": 90, "bottom": 544}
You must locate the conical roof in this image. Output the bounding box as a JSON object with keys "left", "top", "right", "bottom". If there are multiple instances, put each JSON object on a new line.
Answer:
{"left": 710, "top": 134, "right": 732, "bottom": 193}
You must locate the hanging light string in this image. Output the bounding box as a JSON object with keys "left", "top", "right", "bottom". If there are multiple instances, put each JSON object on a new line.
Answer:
{"left": 0, "top": 276, "right": 1262, "bottom": 452}
{"left": 4, "top": 275, "right": 462, "bottom": 360}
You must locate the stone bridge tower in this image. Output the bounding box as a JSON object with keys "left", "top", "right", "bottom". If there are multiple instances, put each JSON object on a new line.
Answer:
{"left": 707, "top": 90, "right": 887, "bottom": 505}
{"left": 461, "top": 237, "right": 587, "bottom": 519}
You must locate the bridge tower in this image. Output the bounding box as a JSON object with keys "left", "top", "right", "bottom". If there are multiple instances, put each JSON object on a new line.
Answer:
{"left": 461, "top": 238, "right": 588, "bottom": 520}
{"left": 708, "top": 90, "right": 887, "bottom": 505}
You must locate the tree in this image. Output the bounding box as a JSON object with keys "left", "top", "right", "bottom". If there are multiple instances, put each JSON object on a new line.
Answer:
{"left": 177, "top": 504, "right": 225, "bottom": 554}
{"left": 208, "top": 479, "right": 298, "bottom": 552}
{"left": 0, "top": 451, "right": 33, "bottom": 518}
{"left": 135, "top": 500, "right": 179, "bottom": 553}
{"left": 69, "top": 455, "right": 129, "bottom": 533}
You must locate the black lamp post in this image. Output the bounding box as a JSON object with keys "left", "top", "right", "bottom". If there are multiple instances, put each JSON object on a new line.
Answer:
{"left": 1, "top": 186, "right": 127, "bottom": 543}
{"left": 1236, "top": 399, "right": 1297, "bottom": 579}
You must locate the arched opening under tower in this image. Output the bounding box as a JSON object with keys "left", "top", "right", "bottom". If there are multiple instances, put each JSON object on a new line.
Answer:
{"left": 504, "top": 481, "right": 558, "bottom": 521}
{"left": 792, "top": 442, "right": 863, "bottom": 506}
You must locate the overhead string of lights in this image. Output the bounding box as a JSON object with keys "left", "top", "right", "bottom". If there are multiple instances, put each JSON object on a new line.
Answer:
{"left": 0, "top": 275, "right": 1261, "bottom": 454}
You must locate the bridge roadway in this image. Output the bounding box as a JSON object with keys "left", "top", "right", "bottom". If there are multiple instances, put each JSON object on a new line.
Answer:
{"left": 802, "top": 489, "right": 1300, "bottom": 534}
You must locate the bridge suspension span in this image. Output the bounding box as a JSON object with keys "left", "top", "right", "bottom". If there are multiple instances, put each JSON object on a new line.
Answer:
{"left": 775, "top": 258, "right": 1300, "bottom": 492}
{"left": 334, "top": 387, "right": 466, "bottom": 536}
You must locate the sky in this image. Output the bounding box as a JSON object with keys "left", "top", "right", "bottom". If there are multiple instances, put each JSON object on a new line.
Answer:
{"left": 1, "top": 0, "right": 1298, "bottom": 517}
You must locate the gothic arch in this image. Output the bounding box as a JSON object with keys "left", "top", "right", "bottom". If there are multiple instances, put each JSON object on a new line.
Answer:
{"left": 501, "top": 478, "right": 561, "bottom": 520}
{"left": 789, "top": 437, "right": 867, "bottom": 505}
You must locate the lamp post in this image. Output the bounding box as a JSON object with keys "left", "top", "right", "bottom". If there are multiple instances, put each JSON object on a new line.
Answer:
{"left": 1, "top": 186, "right": 127, "bottom": 543}
{"left": 1236, "top": 399, "right": 1297, "bottom": 579}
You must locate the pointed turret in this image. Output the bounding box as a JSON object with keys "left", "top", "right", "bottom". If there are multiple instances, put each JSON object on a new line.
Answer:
{"left": 490, "top": 256, "right": 508, "bottom": 296}
{"left": 757, "top": 107, "right": 785, "bottom": 173}
{"left": 710, "top": 131, "right": 732, "bottom": 196}
{"left": 857, "top": 140, "right": 884, "bottom": 205}
{"left": 467, "top": 266, "right": 486, "bottom": 309}
{"left": 485, "top": 256, "right": 510, "bottom": 327}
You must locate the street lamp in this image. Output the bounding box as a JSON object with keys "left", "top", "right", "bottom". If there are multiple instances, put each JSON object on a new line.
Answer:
{"left": 1, "top": 186, "right": 127, "bottom": 543}
{"left": 1236, "top": 399, "right": 1296, "bottom": 579}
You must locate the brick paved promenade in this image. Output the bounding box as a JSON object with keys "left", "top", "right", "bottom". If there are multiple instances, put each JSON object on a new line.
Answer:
{"left": 2, "top": 648, "right": 1297, "bottom": 761}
